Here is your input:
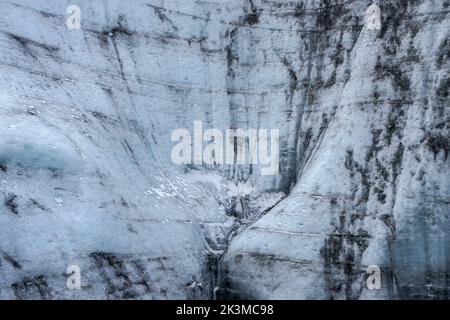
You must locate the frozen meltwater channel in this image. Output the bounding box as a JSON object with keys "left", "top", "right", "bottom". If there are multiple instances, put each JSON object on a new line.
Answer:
{"left": 0, "top": 0, "right": 450, "bottom": 299}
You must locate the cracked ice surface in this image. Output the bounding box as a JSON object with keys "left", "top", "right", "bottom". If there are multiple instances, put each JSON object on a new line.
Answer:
{"left": 1, "top": 0, "right": 450, "bottom": 299}
{"left": 0, "top": 0, "right": 287, "bottom": 299}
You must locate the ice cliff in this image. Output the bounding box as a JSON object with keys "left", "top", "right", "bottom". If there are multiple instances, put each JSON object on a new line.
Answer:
{"left": 0, "top": 0, "right": 449, "bottom": 299}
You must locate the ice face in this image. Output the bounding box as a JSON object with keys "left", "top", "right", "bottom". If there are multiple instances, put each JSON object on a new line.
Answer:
{"left": 1, "top": 0, "right": 449, "bottom": 300}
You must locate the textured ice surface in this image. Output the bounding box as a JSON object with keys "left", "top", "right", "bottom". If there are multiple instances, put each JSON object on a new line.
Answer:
{"left": 0, "top": 0, "right": 449, "bottom": 299}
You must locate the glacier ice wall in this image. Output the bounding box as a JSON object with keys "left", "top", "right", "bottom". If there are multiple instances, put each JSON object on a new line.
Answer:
{"left": 0, "top": 0, "right": 449, "bottom": 299}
